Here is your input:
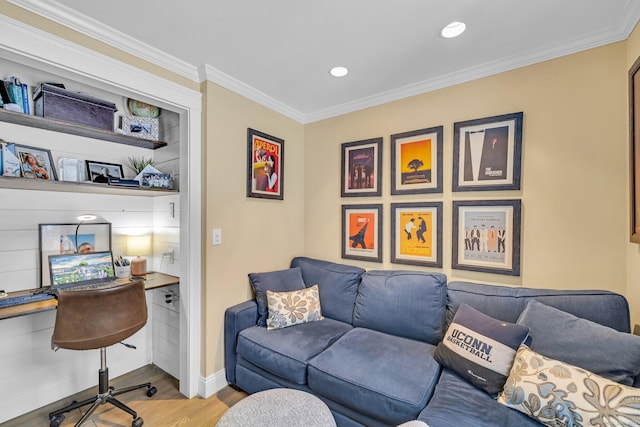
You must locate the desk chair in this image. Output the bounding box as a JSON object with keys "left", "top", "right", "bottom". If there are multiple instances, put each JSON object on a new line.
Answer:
{"left": 48, "top": 281, "right": 157, "bottom": 427}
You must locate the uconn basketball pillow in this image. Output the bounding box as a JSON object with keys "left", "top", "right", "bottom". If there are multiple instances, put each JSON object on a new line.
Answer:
{"left": 433, "top": 304, "right": 530, "bottom": 396}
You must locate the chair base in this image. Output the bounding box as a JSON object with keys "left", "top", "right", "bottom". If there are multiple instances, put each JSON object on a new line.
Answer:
{"left": 48, "top": 377, "right": 157, "bottom": 427}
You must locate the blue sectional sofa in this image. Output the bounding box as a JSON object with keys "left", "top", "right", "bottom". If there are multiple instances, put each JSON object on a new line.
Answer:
{"left": 224, "top": 257, "right": 639, "bottom": 427}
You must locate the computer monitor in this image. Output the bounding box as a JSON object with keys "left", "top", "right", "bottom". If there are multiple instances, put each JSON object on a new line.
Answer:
{"left": 48, "top": 251, "right": 116, "bottom": 290}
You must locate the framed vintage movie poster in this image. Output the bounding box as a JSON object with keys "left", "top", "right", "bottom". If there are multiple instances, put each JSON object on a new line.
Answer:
{"left": 341, "top": 137, "right": 382, "bottom": 197}
{"left": 391, "top": 126, "right": 443, "bottom": 195}
{"left": 390, "top": 202, "right": 442, "bottom": 267}
{"left": 247, "top": 128, "right": 284, "bottom": 200}
{"left": 630, "top": 55, "right": 640, "bottom": 243}
{"left": 452, "top": 112, "right": 523, "bottom": 192}
{"left": 341, "top": 204, "right": 382, "bottom": 262}
{"left": 452, "top": 199, "right": 521, "bottom": 276}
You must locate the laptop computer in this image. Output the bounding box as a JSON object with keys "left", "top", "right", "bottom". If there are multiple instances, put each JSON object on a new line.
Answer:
{"left": 48, "top": 251, "right": 121, "bottom": 292}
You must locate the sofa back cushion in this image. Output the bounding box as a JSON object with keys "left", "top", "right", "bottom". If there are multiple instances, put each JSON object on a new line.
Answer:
{"left": 353, "top": 270, "right": 447, "bottom": 344}
{"left": 446, "top": 281, "right": 630, "bottom": 333}
{"left": 291, "top": 257, "right": 365, "bottom": 324}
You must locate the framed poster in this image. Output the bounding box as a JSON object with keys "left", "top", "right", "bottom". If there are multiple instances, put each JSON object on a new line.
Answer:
{"left": 630, "top": 55, "right": 640, "bottom": 243}
{"left": 452, "top": 200, "right": 521, "bottom": 276}
{"left": 390, "top": 202, "right": 442, "bottom": 267}
{"left": 247, "top": 128, "right": 284, "bottom": 200}
{"left": 452, "top": 112, "right": 523, "bottom": 192}
{"left": 39, "top": 222, "right": 112, "bottom": 286}
{"left": 341, "top": 204, "right": 382, "bottom": 262}
{"left": 391, "top": 126, "right": 443, "bottom": 195}
{"left": 341, "top": 137, "right": 382, "bottom": 197}
{"left": 14, "top": 144, "right": 57, "bottom": 180}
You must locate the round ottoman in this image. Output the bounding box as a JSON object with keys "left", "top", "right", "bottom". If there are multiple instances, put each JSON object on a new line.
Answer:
{"left": 216, "top": 388, "right": 336, "bottom": 427}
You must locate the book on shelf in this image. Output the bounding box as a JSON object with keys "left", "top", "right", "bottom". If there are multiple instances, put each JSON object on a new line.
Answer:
{"left": 21, "top": 84, "right": 29, "bottom": 114}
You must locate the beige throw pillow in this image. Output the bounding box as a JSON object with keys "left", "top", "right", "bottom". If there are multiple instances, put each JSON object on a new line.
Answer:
{"left": 266, "top": 284, "right": 323, "bottom": 330}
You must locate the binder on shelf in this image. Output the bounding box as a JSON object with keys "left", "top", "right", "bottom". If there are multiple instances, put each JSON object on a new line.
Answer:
{"left": 21, "top": 84, "right": 29, "bottom": 114}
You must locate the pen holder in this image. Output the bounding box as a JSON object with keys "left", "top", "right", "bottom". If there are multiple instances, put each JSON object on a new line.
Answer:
{"left": 115, "top": 265, "right": 131, "bottom": 279}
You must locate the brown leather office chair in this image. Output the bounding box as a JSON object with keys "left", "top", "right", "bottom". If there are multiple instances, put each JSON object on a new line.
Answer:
{"left": 48, "top": 281, "right": 157, "bottom": 427}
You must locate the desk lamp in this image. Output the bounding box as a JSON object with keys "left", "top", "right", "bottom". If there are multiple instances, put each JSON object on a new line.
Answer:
{"left": 75, "top": 213, "right": 98, "bottom": 253}
{"left": 127, "top": 235, "right": 151, "bottom": 276}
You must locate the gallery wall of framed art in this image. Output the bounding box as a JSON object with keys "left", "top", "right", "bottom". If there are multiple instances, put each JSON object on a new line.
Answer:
{"left": 337, "top": 112, "right": 524, "bottom": 277}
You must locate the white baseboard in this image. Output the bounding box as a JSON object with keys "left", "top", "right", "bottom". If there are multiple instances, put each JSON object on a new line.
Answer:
{"left": 199, "top": 369, "right": 228, "bottom": 398}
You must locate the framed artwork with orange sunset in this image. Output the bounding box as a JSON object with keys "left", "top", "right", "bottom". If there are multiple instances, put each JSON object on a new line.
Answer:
{"left": 390, "top": 126, "right": 443, "bottom": 195}
{"left": 341, "top": 204, "right": 382, "bottom": 262}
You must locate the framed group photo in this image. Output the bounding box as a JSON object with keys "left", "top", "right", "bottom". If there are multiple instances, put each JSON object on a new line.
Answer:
{"left": 85, "top": 160, "right": 124, "bottom": 183}
{"left": 391, "top": 126, "right": 443, "bottom": 195}
{"left": 341, "top": 204, "right": 382, "bottom": 262}
{"left": 247, "top": 128, "right": 284, "bottom": 200}
{"left": 390, "top": 202, "right": 442, "bottom": 267}
{"left": 341, "top": 137, "right": 382, "bottom": 197}
{"left": 39, "top": 222, "right": 112, "bottom": 286}
{"left": 452, "top": 199, "right": 521, "bottom": 276}
{"left": 452, "top": 112, "right": 523, "bottom": 192}
{"left": 14, "top": 144, "right": 56, "bottom": 180}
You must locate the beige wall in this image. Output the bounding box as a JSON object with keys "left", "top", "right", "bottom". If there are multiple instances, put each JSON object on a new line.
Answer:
{"left": 305, "top": 42, "right": 632, "bottom": 319}
{"left": 202, "top": 81, "right": 305, "bottom": 375}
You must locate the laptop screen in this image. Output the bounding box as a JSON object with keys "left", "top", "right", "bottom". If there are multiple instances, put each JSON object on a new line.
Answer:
{"left": 48, "top": 251, "right": 116, "bottom": 289}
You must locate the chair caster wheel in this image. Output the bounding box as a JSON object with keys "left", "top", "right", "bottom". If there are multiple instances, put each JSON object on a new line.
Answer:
{"left": 146, "top": 386, "right": 157, "bottom": 397}
{"left": 132, "top": 417, "right": 144, "bottom": 427}
{"left": 49, "top": 414, "right": 65, "bottom": 427}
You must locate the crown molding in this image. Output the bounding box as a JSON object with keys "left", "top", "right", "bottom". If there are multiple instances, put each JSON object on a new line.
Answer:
{"left": 6, "top": 0, "right": 199, "bottom": 82}
{"left": 198, "top": 64, "right": 306, "bottom": 123}
{"left": 8, "top": 0, "right": 640, "bottom": 125}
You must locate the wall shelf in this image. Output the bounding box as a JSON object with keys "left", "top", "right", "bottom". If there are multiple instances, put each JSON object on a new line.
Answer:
{"left": 0, "top": 109, "right": 168, "bottom": 149}
{"left": 0, "top": 175, "right": 177, "bottom": 196}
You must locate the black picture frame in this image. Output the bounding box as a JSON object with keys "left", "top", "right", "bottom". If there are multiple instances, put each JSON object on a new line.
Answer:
{"left": 452, "top": 199, "right": 522, "bottom": 276}
{"left": 391, "top": 126, "right": 443, "bottom": 195}
{"left": 39, "top": 222, "right": 112, "bottom": 286}
{"left": 341, "top": 204, "right": 382, "bottom": 262}
{"left": 452, "top": 112, "right": 523, "bottom": 192}
{"left": 246, "top": 128, "right": 285, "bottom": 200}
{"left": 390, "top": 202, "right": 443, "bottom": 267}
{"left": 85, "top": 160, "right": 124, "bottom": 183}
{"left": 341, "top": 137, "right": 382, "bottom": 197}
{"left": 630, "top": 56, "right": 640, "bottom": 243}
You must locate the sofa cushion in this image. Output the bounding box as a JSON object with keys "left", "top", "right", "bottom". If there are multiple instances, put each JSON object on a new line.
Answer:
{"left": 237, "top": 318, "right": 352, "bottom": 384}
{"left": 419, "top": 369, "right": 540, "bottom": 427}
{"left": 447, "top": 281, "right": 631, "bottom": 332}
{"left": 248, "top": 267, "right": 306, "bottom": 326}
{"left": 266, "top": 284, "right": 323, "bottom": 330}
{"left": 517, "top": 299, "right": 640, "bottom": 386}
{"left": 499, "top": 345, "right": 640, "bottom": 427}
{"left": 290, "top": 257, "right": 364, "bottom": 324}
{"left": 307, "top": 327, "right": 441, "bottom": 425}
{"left": 433, "top": 303, "right": 529, "bottom": 396}
{"left": 353, "top": 270, "right": 447, "bottom": 343}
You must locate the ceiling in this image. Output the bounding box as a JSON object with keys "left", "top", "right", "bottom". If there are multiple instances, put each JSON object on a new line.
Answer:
{"left": 8, "top": 0, "right": 640, "bottom": 123}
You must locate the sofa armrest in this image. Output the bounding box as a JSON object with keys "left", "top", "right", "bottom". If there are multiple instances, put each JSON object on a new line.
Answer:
{"left": 224, "top": 299, "right": 258, "bottom": 385}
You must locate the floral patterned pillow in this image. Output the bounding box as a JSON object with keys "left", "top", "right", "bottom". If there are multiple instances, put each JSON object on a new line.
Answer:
{"left": 266, "top": 285, "right": 323, "bottom": 330}
{"left": 498, "top": 345, "right": 640, "bottom": 426}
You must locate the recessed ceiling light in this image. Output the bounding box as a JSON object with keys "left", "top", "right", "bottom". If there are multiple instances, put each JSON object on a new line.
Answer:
{"left": 330, "top": 66, "right": 349, "bottom": 78}
{"left": 441, "top": 21, "right": 466, "bottom": 38}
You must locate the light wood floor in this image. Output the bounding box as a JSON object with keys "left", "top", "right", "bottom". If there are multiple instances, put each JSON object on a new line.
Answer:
{"left": 2, "top": 364, "right": 247, "bottom": 427}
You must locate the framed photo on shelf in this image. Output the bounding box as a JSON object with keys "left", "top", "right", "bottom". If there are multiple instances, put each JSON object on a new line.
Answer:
{"left": 14, "top": 144, "right": 57, "bottom": 180}
{"left": 452, "top": 112, "right": 523, "bottom": 192}
{"left": 630, "top": 55, "right": 640, "bottom": 243}
{"left": 85, "top": 160, "right": 124, "bottom": 183}
{"left": 391, "top": 126, "right": 443, "bottom": 195}
{"left": 452, "top": 199, "right": 521, "bottom": 276}
{"left": 39, "top": 222, "right": 112, "bottom": 286}
{"left": 246, "top": 128, "right": 284, "bottom": 200}
{"left": 121, "top": 115, "right": 159, "bottom": 141}
{"left": 390, "top": 202, "right": 442, "bottom": 267}
{"left": 341, "top": 204, "right": 382, "bottom": 262}
{"left": 341, "top": 137, "right": 382, "bottom": 197}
